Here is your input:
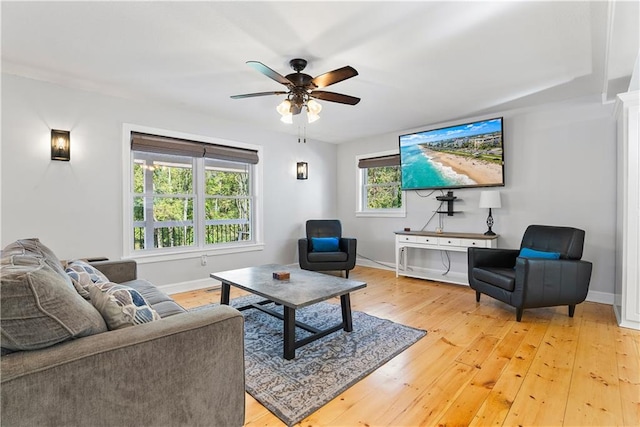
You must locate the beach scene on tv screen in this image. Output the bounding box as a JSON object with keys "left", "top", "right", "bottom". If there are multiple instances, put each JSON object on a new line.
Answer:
{"left": 400, "top": 118, "right": 503, "bottom": 189}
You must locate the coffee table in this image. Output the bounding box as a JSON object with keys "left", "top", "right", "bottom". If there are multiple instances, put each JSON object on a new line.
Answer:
{"left": 211, "top": 264, "right": 367, "bottom": 360}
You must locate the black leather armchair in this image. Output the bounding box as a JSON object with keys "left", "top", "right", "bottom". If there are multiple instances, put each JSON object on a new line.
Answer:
{"left": 298, "top": 219, "right": 357, "bottom": 278}
{"left": 468, "top": 225, "right": 593, "bottom": 321}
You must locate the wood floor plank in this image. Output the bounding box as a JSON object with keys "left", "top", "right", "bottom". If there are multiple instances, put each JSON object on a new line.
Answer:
{"left": 468, "top": 321, "right": 549, "bottom": 426}
{"left": 170, "top": 265, "right": 640, "bottom": 427}
{"left": 564, "top": 319, "right": 625, "bottom": 426}
{"left": 384, "top": 362, "right": 476, "bottom": 426}
{"left": 614, "top": 325, "right": 640, "bottom": 427}
{"left": 438, "top": 322, "right": 528, "bottom": 426}
{"left": 501, "top": 315, "right": 580, "bottom": 426}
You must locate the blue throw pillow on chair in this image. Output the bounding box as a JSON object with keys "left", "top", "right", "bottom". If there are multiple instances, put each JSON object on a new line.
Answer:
{"left": 519, "top": 247, "right": 561, "bottom": 260}
{"left": 311, "top": 237, "right": 340, "bottom": 252}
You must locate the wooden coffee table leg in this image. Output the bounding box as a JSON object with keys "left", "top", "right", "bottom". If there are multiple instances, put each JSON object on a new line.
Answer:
{"left": 284, "top": 306, "right": 296, "bottom": 360}
{"left": 340, "top": 293, "right": 353, "bottom": 332}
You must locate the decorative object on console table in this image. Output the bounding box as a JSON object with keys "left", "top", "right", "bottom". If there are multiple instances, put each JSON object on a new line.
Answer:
{"left": 479, "top": 190, "right": 501, "bottom": 235}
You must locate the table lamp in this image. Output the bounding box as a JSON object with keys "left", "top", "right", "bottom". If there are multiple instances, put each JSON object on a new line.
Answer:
{"left": 479, "top": 190, "right": 501, "bottom": 236}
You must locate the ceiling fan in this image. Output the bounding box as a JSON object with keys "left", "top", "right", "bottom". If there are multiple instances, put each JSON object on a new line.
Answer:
{"left": 230, "top": 58, "right": 360, "bottom": 123}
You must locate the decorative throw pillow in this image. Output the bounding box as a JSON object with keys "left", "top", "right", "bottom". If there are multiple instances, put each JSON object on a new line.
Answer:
{"left": 311, "top": 237, "right": 340, "bottom": 252}
{"left": 65, "top": 260, "right": 110, "bottom": 299}
{"left": 1, "top": 239, "right": 108, "bottom": 351}
{"left": 519, "top": 247, "right": 561, "bottom": 260}
{"left": 88, "top": 282, "right": 161, "bottom": 330}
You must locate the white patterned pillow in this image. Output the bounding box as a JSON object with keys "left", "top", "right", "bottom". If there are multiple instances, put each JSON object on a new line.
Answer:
{"left": 88, "top": 282, "right": 161, "bottom": 330}
{"left": 65, "top": 260, "right": 109, "bottom": 299}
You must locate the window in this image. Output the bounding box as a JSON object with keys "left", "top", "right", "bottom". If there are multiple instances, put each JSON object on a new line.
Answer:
{"left": 125, "top": 128, "right": 262, "bottom": 258}
{"left": 356, "top": 151, "right": 405, "bottom": 217}
{"left": 133, "top": 153, "right": 195, "bottom": 250}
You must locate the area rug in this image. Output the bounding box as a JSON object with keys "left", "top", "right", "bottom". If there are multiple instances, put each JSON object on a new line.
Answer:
{"left": 193, "top": 295, "right": 426, "bottom": 426}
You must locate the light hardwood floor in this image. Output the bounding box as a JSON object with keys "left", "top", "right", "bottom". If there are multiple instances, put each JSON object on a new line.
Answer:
{"left": 172, "top": 266, "right": 640, "bottom": 427}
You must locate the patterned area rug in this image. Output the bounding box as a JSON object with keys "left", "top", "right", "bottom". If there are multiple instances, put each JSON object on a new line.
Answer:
{"left": 194, "top": 295, "right": 426, "bottom": 426}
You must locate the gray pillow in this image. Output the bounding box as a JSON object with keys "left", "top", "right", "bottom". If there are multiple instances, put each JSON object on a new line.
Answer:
{"left": 88, "top": 282, "right": 161, "bottom": 330}
{"left": 65, "top": 259, "right": 110, "bottom": 299}
{"left": 1, "top": 239, "right": 108, "bottom": 351}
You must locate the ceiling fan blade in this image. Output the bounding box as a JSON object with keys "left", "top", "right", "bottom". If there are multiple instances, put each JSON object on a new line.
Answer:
{"left": 230, "top": 91, "right": 287, "bottom": 99}
{"left": 246, "top": 61, "right": 291, "bottom": 86}
{"left": 311, "top": 66, "right": 358, "bottom": 89}
{"left": 310, "top": 91, "right": 361, "bottom": 105}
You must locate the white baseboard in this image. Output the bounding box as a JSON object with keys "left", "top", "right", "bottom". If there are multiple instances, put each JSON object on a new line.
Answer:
{"left": 357, "top": 259, "right": 615, "bottom": 304}
{"left": 613, "top": 304, "right": 640, "bottom": 330}
{"left": 160, "top": 278, "right": 220, "bottom": 295}
{"left": 355, "top": 258, "right": 395, "bottom": 271}
{"left": 585, "top": 289, "right": 614, "bottom": 305}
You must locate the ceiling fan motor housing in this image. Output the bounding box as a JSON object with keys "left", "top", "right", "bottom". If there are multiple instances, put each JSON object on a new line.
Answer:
{"left": 289, "top": 58, "right": 307, "bottom": 72}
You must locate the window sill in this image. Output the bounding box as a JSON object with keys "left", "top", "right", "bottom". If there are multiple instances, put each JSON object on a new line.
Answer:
{"left": 356, "top": 210, "right": 406, "bottom": 218}
{"left": 124, "top": 242, "right": 265, "bottom": 264}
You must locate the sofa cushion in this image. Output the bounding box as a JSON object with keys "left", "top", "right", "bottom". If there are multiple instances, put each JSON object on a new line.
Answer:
{"left": 65, "top": 260, "right": 110, "bottom": 299}
{"left": 14, "top": 238, "right": 70, "bottom": 278}
{"left": 88, "top": 282, "right": 161, "bottom": 330}
{"left": 123, "top": 279, "right": 187, "bottom": 318}
{"left": 1, "top": 239, "right": 108, "bottom": 351}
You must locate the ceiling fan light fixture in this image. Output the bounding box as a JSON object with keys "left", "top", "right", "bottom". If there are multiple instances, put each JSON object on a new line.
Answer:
{"left": 280, "top": 113, "right": 293, "bottom": 124}
{"left": 307, "top": 99, "right": 322, "bottom": 114}
{"left": 307, "top": 112, "right": 320, "bottom": 123}
{"left": 276, "top": 99, "right": 292, "bottom": 116}
{"left": 306, "top": 99, "right": 322, "bottom": 123}
{"left": 276, "top": 99, "right": 293, "bottom": 124}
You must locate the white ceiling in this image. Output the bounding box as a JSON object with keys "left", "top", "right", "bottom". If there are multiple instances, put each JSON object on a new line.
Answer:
{"left": 2, "top": 1, "right": 638, "bottom": 144}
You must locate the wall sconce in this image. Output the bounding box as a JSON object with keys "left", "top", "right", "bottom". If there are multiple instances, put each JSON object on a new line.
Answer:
{"left": 51, "top": 129, "right": 71, "bottom": 161}
{"left": 479, "top": 190, "right": 502, "bottom": 235}
{"left": 296, "top": 162, "right": 308, "bottom": 180}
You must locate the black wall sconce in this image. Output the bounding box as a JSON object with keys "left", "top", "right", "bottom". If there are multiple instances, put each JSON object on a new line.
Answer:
{"left": 51, "top": 129, "right": 71, "bottom": 161}
{"left": 296, "top": 162, "right": 308, "bottom": 180}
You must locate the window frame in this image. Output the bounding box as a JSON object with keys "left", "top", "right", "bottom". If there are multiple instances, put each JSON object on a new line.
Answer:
{"left": 122, "top": 124, "right": 264, "bottom": 263}
{"left": 355, "top": 150, "right": 406, "bottom": 218}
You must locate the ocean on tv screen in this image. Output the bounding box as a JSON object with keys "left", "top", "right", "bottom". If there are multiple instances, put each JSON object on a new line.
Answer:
{"left": 401, "top": 144, "right": 476, "bottom": 189}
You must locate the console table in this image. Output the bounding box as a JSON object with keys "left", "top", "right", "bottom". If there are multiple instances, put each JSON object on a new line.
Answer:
{"left": 395, "top": 230, "right": 498, "bottom": 285}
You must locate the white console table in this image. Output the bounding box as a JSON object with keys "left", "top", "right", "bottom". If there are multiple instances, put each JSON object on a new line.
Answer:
{"left": 395, "top": 230, "right": 498, "bottom": 285}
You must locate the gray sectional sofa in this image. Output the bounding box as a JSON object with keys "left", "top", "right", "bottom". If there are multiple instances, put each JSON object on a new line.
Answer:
{"left": 1, "top": 238, "right": 245, "bottom": 427}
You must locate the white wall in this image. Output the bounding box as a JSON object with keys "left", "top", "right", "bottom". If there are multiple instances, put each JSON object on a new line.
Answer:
{"left": 337, "top": 96, "right": 617, "bottom": 301}
{"left": 1, "top": 74, "right": 337, "bottom": 287}
{"left": 0, "top": 74, "right": 618, "bottom": 301}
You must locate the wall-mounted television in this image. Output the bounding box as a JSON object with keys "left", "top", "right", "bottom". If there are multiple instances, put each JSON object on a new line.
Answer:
{"left": 399, "top": 117, "right": 505, "bottom": 191}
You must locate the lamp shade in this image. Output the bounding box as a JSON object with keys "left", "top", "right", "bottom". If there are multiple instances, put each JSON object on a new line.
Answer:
{"left": 479, "top": 190, "right": 502, "bottom": 209}
{"left": 306, "top": 99, "right": 322, "bottom": 123}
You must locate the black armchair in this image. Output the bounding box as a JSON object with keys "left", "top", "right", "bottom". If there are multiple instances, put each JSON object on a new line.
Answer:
{"left": 298, "top": 219, "right": 357, "bottom": 278}
{"left": 468, "top": 225, "right": 593, "bottom": 321}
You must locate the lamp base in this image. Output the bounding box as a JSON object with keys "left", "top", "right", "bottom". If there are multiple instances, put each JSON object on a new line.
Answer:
{"left": 484, "top": 209, "right": 495, "bottom": 236}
